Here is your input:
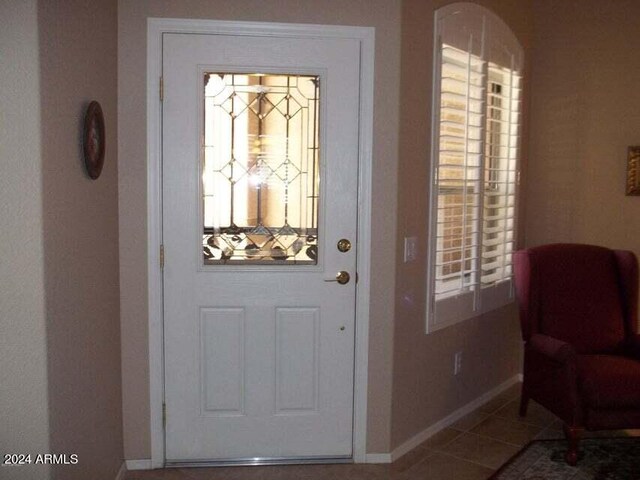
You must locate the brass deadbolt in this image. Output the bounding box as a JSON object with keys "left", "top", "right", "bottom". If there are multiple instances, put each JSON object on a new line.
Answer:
{"left": 337, "top": 238, "right": 352, "bottom": 253}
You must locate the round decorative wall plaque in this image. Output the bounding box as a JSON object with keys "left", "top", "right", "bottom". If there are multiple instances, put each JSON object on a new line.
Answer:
{"left": 83, "top": 101, "right": 105, "bottom": 179}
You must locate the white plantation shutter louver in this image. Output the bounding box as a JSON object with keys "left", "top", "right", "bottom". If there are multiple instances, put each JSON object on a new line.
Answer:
{"left": 427, "top": 3, "right": 523, "bottom": 332}
{"left": 434, "top": 45, "right": 484, "bottom": 300}
{"left": 480, "top": 64, "right": 521, "bottom": 310}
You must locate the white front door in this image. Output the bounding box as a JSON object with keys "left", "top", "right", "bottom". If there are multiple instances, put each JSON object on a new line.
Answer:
{"left": 162, "top": 31, "right": 362, "bottom": 462}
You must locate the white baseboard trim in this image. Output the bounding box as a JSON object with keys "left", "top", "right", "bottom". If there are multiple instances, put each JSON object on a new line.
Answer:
{"left": 123, "top": 375, "right": 524, "bottom": 468}
{"left": 115, "top": 461, "right": 127, "bottom": 480}
{"left": 364, "top": 453, "right": 392, "bottom": 463}
{"left": 367, "top": 374, "right": 522, "bottom": 464}
{"left": 125, "top": 459, "right": 152, "bottom": 470}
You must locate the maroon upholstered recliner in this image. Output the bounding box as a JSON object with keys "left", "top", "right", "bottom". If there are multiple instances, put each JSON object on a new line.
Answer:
{"left": 514, "top": 243, "right": 640, "bottom": 465}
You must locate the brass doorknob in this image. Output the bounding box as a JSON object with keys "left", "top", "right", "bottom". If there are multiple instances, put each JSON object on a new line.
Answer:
{"left": 335, "top": 271, "right": 350, "bottom": 284}
{"left": 324, "top": 271, "right": 351, "bottom": 285}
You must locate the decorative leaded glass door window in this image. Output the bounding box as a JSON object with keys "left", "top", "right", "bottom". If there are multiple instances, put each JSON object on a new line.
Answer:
{"left": 202, "top": 73, "right": 320, "bottom": 265}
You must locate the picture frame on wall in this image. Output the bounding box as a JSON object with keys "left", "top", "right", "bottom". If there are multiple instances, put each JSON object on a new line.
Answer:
{"left": 626, "top": 146, "right": 640, "bottom": 196}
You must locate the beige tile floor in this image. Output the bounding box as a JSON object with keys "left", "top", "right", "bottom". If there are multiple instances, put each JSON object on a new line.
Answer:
{"left": 126, "top": 384, "right": 638, "bottom": 480}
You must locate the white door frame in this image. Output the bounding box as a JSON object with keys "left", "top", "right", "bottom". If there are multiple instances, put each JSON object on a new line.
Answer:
{"left": 146, "top": 18, "right": 374, "bottom": 468}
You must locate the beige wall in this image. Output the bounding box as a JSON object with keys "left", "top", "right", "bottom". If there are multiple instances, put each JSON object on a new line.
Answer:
{"left": 38, "top": 1, "right": 123, "bottom": 478}
{"left": 34, "top": 1, "right": 123, "bottom": 478}
{"left": 526, "top": 0, "right": 640, "bottom": 261}
{"left": 391, "top": 0, "right": 533, "bottom": 450}
{"left": 1, "top": 1, "right": 122, "bottom": 478}
{"left": 0, "top": 2, "right": 51, "bottom": 479}
{"left": 118, "top": 0, "right": 401, "bottom": 457}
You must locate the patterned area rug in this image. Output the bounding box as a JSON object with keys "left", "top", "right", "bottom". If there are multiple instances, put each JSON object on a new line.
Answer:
{"left": 490, "top": 438, "right": 640, "bottom": 479}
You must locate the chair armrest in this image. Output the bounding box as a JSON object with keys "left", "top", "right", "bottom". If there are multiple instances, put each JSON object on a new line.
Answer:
{"left": 523, "top": 334, "right": 580, "bottom": 424}
{"left": 627, "top": 334, "right": 640, "bottom": 359}
{"left": 528, "top": 334, "right": 576, "bottom": 364}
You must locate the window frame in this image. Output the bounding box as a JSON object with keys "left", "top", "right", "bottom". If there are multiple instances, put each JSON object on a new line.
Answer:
{"left": 426, "top": 2, "right": 524, "bottom": 333}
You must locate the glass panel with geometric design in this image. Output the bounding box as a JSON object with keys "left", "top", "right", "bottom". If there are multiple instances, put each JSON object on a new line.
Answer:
{"left": 202, "top": 73, "right": 320, "bottom": 264}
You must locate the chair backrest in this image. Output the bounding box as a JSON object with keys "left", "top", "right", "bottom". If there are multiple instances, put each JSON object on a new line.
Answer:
{"left": 514, "top": 244, "right": 638, "bottom": 353}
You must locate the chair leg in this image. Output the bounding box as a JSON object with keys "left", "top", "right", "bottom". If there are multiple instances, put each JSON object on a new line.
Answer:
{"left": 563, "top": 424, "right": 583, "bottom": 466}
{"left": 518, "top": 392, "right": 529, "bottom": 417}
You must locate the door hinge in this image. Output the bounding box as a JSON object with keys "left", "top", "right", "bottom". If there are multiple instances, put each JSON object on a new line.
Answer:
{"left": 160, "top": 244, "right": 165, "bottom": 269}
{"left": 162, "top": 402, "right": 166, "bottom": 428}
{"left": 160, "top": 76, "right": 164, "bottom": 101}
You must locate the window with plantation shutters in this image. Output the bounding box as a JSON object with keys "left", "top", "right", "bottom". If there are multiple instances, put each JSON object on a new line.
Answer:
{"left": 427, "top": 3, "right": 523, "bottom": 332}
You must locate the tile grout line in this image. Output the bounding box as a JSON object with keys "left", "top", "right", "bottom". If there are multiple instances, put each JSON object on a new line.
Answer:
{"left": 433, "top": 450, "right": 499, "bottom": 472}
{"left": 444, "top": 429, "right": 526, "bottom": 449}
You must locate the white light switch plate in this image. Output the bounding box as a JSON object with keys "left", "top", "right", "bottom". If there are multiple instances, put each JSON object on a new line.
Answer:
{"left": 404, "top": 236, "right": 418, "bottom": 263}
